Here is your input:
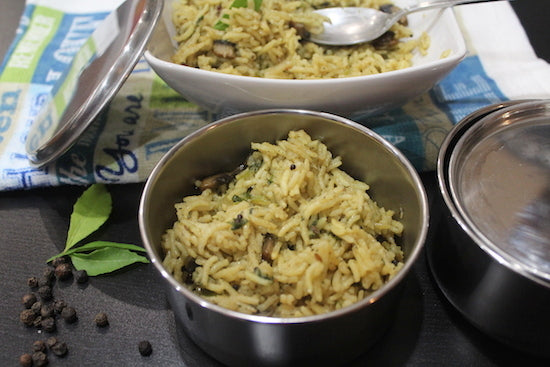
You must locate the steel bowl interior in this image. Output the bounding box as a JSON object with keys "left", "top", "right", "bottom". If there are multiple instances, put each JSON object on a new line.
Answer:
{"left": 139, "top": 109, "right": 429, "bottom": 366}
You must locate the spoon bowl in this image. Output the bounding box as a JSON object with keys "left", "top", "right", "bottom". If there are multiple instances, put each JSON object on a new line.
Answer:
{"left": 310, "top": 0, "right": 503, "bottom": 46}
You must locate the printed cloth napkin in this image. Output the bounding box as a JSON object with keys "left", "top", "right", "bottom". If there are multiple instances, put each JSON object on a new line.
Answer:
{"left": 0, "top": 0, "right": 549, "bottom": 191}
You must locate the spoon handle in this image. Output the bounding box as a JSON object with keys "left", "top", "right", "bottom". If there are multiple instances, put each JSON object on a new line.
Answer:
{"left": 403, "top": 0, "right": 510, "bottom": 16}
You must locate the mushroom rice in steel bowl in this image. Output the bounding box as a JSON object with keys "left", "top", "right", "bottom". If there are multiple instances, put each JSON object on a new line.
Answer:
{"left": 161, "top": 129, "right": 406, "bottom": 317}
{"left": 139, "top": 110, "right": 429, "bottom": 366}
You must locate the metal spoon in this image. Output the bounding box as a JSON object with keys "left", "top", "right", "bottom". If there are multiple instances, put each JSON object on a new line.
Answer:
{"left": 310, "top": 0, "right": 504, "bottom": 46}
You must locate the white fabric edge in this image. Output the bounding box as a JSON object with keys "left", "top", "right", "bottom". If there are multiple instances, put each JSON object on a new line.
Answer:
{"left": 455, "top": 2, "right": 550, "bottom": 100}
{"left": 26, "top": 0, "right": 125, "bottom": 14}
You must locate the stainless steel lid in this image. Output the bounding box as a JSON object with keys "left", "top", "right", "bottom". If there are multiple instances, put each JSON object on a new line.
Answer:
{"left": 448, "top": 100, "right": 550, "bottom": 284}
{"left": 25, "top": 0, "right": 162, "bottom": 166}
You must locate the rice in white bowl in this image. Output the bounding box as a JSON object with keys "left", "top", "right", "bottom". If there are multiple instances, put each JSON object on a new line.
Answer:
{"left": 171, "top": 0, "right": 430, "bottom": 79}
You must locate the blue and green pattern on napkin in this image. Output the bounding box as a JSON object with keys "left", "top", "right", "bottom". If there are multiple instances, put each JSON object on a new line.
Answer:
{"left": 0, "top": 1, "right": 545, "bottom": 191}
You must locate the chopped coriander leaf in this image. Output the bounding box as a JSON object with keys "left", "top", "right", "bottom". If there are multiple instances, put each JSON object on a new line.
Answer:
{"left": 232, "top": 191, "right": 251, "bottom": 202}
{"left": 231, "top": 214, "right": 247, "bottom": 230}
{"left": 214, "top": 22, "right": 229, "bottom": 31}
{"left": 215, "top": 0, "right": 262, "bottom": 31}
{"left": 231, "top": 0, "right": 248, "bottom": 8}
{"left": 253, "top": 0, "right": 263, "bottom": 11}
{"left": 247, "top": 152, "right": 263, "bottom": 172}
{"left": 254, "top": 267, "right": 273, "bottom": 281}
{"left": 214, "top": 14, "right": 230, "bottom": 31}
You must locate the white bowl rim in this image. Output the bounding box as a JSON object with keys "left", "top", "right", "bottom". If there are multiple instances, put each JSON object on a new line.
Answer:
{"left": 144, "top": 43, "right": 466, "bottom": 86}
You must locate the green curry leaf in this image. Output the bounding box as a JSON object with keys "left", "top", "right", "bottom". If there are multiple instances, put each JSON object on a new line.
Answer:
{"left": 65, "top": 184, "right": 111, "bottom": 251}
{"left": 47, "top": 241, "right": 147, "bottom": 263}
{"left": 65, "top": 240, "right": 147, "bottom": 254}
{"left": 48, "top": 184, "right": 150, "bottom": 276}
{"left": 70, "top": 247, "right": 149, "bottom": 276}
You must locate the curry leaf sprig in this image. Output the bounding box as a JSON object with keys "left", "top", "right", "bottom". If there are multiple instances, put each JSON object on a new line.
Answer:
{"left": 214, "top": 0, "right": 263, "bottom": 31}
{"left": 47, "top": 184, "right": 149, "bottom": 276}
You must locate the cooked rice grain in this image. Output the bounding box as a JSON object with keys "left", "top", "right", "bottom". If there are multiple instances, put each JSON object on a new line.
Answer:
{"left": 171, "top": 0, "right": 430, "bottom": 79}
{"left": 161, "top": 130, "right": 405, "bottom": 317}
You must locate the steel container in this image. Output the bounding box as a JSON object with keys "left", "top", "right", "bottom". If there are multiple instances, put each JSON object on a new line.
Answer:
{"left": 139, "top": 109, "right": 429, "bottom": 366}
{"left": 428, "top": 100, "right": 550, "bottom": 357}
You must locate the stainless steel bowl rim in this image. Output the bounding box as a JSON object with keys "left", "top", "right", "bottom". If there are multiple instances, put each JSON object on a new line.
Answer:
{"left": 140, "top": 108, "right": 429, "bottom": 324}
{"left": 437, "top": 99, "right": 550, "bottom": 288}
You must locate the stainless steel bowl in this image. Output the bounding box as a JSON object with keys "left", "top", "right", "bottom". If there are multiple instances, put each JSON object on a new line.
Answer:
{"left": 139, "top": 109, "right": 429, "bottom": 366}
{"left": 428, "top": 100, "right": 550, "bottom": 357}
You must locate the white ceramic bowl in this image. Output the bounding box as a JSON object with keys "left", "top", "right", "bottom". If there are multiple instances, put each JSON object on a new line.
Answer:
{"left": 144, "top": 0, "right": 466, "bottom": 118}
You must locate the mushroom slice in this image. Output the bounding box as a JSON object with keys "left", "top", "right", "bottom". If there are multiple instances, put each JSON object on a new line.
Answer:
{"left": 372, "top": 30, "right": 399, "bottom": 50}
{"left": 198, "top": 163, "right": 246, "bottom": 192}
{"left": 262, "top": 234, "right": 276, "bottom": 263}
{"left": 289, "top": 21, "right": 311, "bottom": 40}
{"left": 213, "top": 40, "right": 236, "bottom": 59}
{"left": 379, "top": 4, "right": 408, "bottom": 26}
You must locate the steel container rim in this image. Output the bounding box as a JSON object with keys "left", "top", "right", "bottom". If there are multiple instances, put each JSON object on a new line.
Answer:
{"left": 436, "top": 99, "right": 550, "bottom": 289}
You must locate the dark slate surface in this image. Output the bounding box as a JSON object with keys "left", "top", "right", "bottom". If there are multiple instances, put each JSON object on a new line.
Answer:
{"left": 1, "top": 1, "right": 549, "bottom": 365}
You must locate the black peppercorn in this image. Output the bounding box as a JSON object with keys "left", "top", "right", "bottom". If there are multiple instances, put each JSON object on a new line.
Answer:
{"left": 290, "top": 163, "right": 296, "bottom": 170}
{"left": 53, "top": 299, "right": 67, "bottom": 314}
{"left": 51, "top": 256, "right": 67, "bottom": 268}
{"left": 94, "top": 312, "right": 109, "bottom": 327}
{"left": 22, "top": 293, "right": 37, "bottom": 309}
{"left": 37, "top": 285, "right": 52, "bottom": 301}
{"left": 50, "top": 341, "right": 68, "bottom": 357}
{"left": 31, "top": 351, "right": 48, "bottom": 367}
{"left": 61, "top": 306, "right": 77, "bottom": 323}
{"left": 54, "top": 263, "right": 72, "bottom": 281}
{"left": 45, "top": 336, "right": 58, "bottom": 349}
{"left": 74, "top": 269, "right": 88, "bottom": 284}
{"left": 32, "top": 315, "right": 43, "bottom": 329}
{"left": 41, "top": 317, "right": 56, "bottom": 333}
{"left": 32, "top": 340, "right": 47, "bottom": 353}
{"left": 19, "top": 309, "right": 36, "bottom": 326}
{"left": 40, "top": 304, "right": 55, "bottom": 318}
{"left": 43, "top": 267, "right": 55, "bottom": 282}
{"left": 19, "top": 353, "right": 32, "bottom": 367}
{"left": 27, "top": 276, "right": 39, "bottom": 289}
{"left": 138, "top": 340, "right": 153, "bottom": 356}
{"left": 31, "top": 301, "right": 43, "bottom": 315}
{"left": 37, "top": 276, "right": 52, "bottom": 288}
